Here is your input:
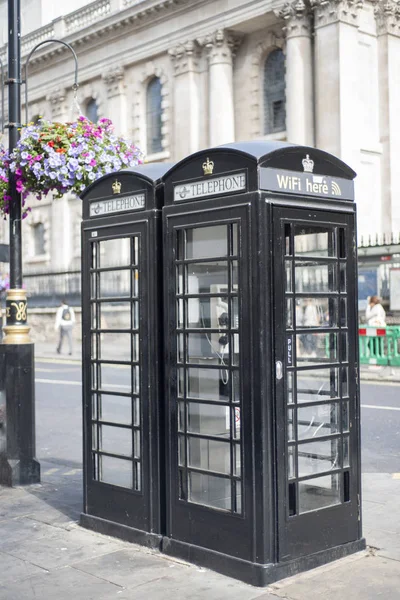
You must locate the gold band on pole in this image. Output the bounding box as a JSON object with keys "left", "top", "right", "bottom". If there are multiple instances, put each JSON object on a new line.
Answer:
{"left": 2, "top": 288, "right": 32, "bottom": 344}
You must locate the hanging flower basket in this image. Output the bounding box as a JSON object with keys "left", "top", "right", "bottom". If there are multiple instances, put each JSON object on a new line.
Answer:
{"left": 0, "top": 116, "right": 143, "bottom": 218}
{"left": 0, "top": 145, "right": 11, "bottom": 217}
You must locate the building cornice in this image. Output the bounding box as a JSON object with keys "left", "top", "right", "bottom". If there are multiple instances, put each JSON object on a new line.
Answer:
{"left": 310, "top": 0, "right": 364, "bottom": 28}
{"left": 372, "top": 0, "right": 400, "bottom": 37}
{"left": 276, "top": 1, "right": 313, "bottom": 38}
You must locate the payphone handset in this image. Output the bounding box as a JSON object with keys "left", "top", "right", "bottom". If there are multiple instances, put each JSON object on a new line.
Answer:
{"left": 210, "top": 284, "right": 239, "bottom": 355}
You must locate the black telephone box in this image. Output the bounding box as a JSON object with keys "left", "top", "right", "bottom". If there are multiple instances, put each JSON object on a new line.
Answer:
{"left": 80, "top": 164, "right": 171, "bottom": 546}
{"left": 161, "top": 142, "right": 365, "bottom": 585}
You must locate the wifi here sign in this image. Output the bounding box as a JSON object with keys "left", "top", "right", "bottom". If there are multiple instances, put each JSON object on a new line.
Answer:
{"left": 260, "top": 168, "right": 354, "bottom": 201}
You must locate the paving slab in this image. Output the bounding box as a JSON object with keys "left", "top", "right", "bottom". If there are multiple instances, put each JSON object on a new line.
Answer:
{"left": 263, "top": 553, "right": 400, "bottom": 600}
{"left": 0, "top": 551, "right": 47, "bottom": 586}
{"left": 0, "top": 565, "right": 122, "bottom": 600}
{"left": 0, "top": 524, "right": 126, "bottom": 570}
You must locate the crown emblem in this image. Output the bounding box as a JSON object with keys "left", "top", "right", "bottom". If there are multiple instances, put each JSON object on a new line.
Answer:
{"left": 112, "top": 179, "right": 122, "bottom": 194}
{"left": 202, "top": 157, "right": 214, "bottom": 176}
{"left": 302, "top": 154, "right": 314, "bottom": 173}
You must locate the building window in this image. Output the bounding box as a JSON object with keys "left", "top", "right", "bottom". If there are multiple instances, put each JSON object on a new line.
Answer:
{"left": 86, "top": 98, "right": 99, "bottom": 123}
{"left": 146, "top": 77, "right": 163, "bottom": 154}
{"left": 33, "top": 223, "right": 45, "bottom": 256}
{"left": 263, "top": 49, "right": 286, "bottom": 135}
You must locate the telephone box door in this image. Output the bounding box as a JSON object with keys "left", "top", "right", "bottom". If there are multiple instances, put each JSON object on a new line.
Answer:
{"left": 82, "top": 221, "right": 156, "bottom": 532}
{"left": 273, "top": 206, "right": 360, "bottom": 561}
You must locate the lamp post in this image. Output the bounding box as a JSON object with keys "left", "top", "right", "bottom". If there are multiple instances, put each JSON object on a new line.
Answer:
{"left": 0, "top": 0, "right": 40, "bottom": 485}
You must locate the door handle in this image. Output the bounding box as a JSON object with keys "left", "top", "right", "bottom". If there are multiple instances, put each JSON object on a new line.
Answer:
{"left": 276, "top": 360, "right": 283, "bottom": 380}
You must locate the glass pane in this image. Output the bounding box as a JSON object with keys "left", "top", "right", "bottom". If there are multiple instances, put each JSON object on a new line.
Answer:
{"left": 285, "top": 261, "right": 292, "bottom": 292}
{"left": 233, "top": 407, "right": 241, "bottom": 439}
{"left": 134, "top": 462, "right": 141, "bottom": 491}
{"left": 99, "top": 270, "right": 130, "bottom": 298}
{"left": 288, "top": 445, "right": 296, "bottom": 479}
{"left": 298, "top": 438, "right": 340, "bottom": 477}
{"left": 340, "top": 263, "right": 347, "bottom": 292}
{"left": 235, "top": 481, "right": 242, "bottom": 513}
{"left": 231, "top": 261, "right": 238, "bottom": 287}
{"left": 99, "top": 363, "right": 131, "bottom": 392}
{"left": 341, "top": 332, "right": 348, "bottom": 362}
{"left": 132, "top": 301, "right": 139, "bottom": 329}
{"left": 286, "top": 298, "right": 293, "bottom": 329}
{"left": 342, "top": 401, "right": 350, "bottom": 432}
{"left": 184, "top": 264, "right": 228, "bottom": 299}
{"left": 297, "top": 369, "right": 339, "bottom": 403}
{"left": 296, "top": 332, "right": 338, "bottom": 366}
{"left": 100, "top": 425, "right": 132, "bottom": 457}
{"left": 187, "top": 402, "right": 230, "bottom": 438}
{"left": 295, "top": 262, "right": 337, "bottom": 293}
{"left": 91, "top": 272, "right": 97, "bottom": 299}
{"left": 91, "top": 333, "right": 98, "bottom": 359}
{"left": 99, "top": 333, "right": 131, "bottom": 361}
{"left": 294, "top": 226, "right": 335, "bottom": 257}
{"left": 297, "top": 403, "right": 340, "bottom": 440}
{"left": 132, "top": 270, "right": 139, "bottom": 298}
{"left": 134, "top": 430, "right": 141, "bottom": 459}
{"left": 133, "top": 398, "right": 140, "bottom": 426}
{"left": 232, "top": 370, "right": 240, "bottom": 403}
{"left": 178, "top": 435, "right": 185, "bottom": 466}
{"left": 188, "top": 472, "right": 231, "bottom": 511}
{"left": 178, "top": 402, "right": 185, "bottom": 432}
{"left": 91, "top": 303, "right": 97, "bottom": 328}
{"left": 340, "top": 298, "right": 347, "bottom": 327}
{"left": 99, "top": 238, "right": 131, "bottom": 268}
{"left": 91, "top": 241, "right": 97, "bottom": 268}
{"left": 185, "top": 225, "right": 228, "bottom": 259}
{"left": 186, "top": 367, "right": 229, "bottom": 402}
{"left": 100, "top": 394, "right": 132, "bottom": 425}
{"left": 99, "top": 302, "right": 131, "bottom": 330}
{"left": 341, "top": 367, "right": 349, "bottom": 397}
{"left": 285, "top": 223, "right": 292, "bottom": 256}
{"left": 231, "top": 297, "right": 239, "bottom": 329}
{"left": 99, "top": 456, "right": 133, "bottom": 488}
{"left": 188, "top": 438, "right": 231, "bottom": 475}
{"left": 232, "top": 223, "right": 238, "bottom": 256}
{"left": 296, "top": 298, "right": 338, "bottom": 328}
{"left": 288, "top": 408, "right": 295, "bottom": 441}
{"left": 187, "top": 333, "right": 231, "bottom": 362}
{"left": 343, "top": 436, "right": 350, "bottom": 467}
{"left": 132, "top": 237, "right": 139, "bottom": 266}
{"left": 233, "top": 443, "right": 241, "bottom": 476}
{"left": 287, "top": 371, "right": 294, "bottom": 405}
{"left": 299, "top": 474, "right": 340, "bottom": 514}
{"left": 133, "top": 365, "right": 140, "bottom": 395}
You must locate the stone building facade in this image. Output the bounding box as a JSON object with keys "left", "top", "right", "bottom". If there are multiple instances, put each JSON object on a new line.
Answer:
{"left": 0, "top": 0, "right": 398, "bottom": 274}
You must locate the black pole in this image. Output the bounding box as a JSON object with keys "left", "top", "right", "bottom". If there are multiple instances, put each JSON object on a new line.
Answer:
{"left": 0, "top": 0, "right": 40, "bottom": 486}
{"left": 8, "top": 0, "right": 22, "bottom": 289}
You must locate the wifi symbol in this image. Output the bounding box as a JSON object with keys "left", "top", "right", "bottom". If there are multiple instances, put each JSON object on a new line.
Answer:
{"left": 331, "top": 181, "right": 342, "bottom": 196}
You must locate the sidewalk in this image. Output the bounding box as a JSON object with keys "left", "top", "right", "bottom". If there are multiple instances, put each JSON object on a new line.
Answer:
{"left": 1, "top": 466, "right": 400, "bottom": 598}
{"left": 0, "top": 341, "right": 399, "bottom": 597}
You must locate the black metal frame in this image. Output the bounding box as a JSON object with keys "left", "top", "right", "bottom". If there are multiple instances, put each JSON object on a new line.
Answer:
{"left": 80, "top": 166, "right": 170, "bottom": 546}
{"left": 160, "top": 141, "right": 365, "bottom": 585}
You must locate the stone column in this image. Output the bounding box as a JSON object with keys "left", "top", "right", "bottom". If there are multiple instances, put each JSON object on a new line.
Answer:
{"left": 277, "top": 1, "right": 314, "bottom": 146}
{"left": 374, "top": 0, "right": 400, "bottom": 233}
{"left": 169, "top": 40, "right": 201, "bottom": 161}
{"left": 200, "top": 30, "right": 241, "bottom": 147}
{"left": 311, "top": 0, "right": 364, "bottom": 166}
{"left": 102, "top": 66, "right": 127, "bottom": 137}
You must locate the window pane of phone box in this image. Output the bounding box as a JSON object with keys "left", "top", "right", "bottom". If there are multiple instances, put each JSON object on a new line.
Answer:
{"left": 99, "top": 455, "right": 133, "bottom": 489}
{"left": 298, "top": 438, "right": 340, "bottom": 477}
{"left": 298, "top": 474, "right": 340, "bottom": 513}
{"left": 296, "top": 333, "right": 338, "bottom": 366}
{"left": 297, "top": 368, "right": 339, "bottom": 403}
{"left": 188, "top": 472, "right": 231, "bottom": 511}
{"left": 297, "top": 403, "right": 340, "bottom": 440}
{"left": 188, "top": 437, "right": 231, "bottom": 475}
{"left": 185, "top": 226, "right": 228, "bottom": 260}
{"left": 185, "top": 367, "right": 229, "bottom": 402}
{"left": 187, "top": 402, "right": 230, "bottom": 438}
{"left": 99, "top": 393, "right": 132, "bottom": 425}
{"left": 294, "top": 226, "right": 336, "bottom": 258}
